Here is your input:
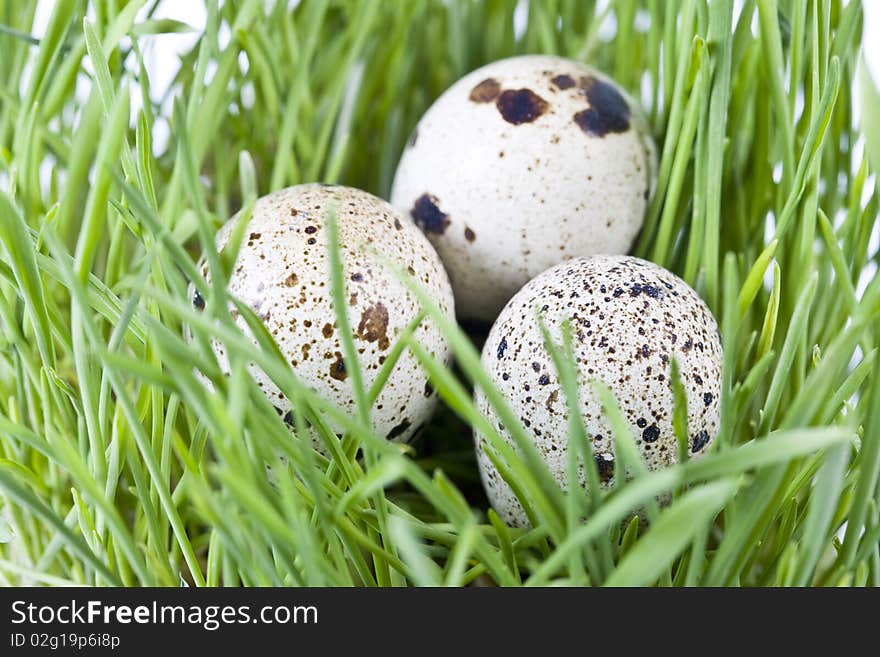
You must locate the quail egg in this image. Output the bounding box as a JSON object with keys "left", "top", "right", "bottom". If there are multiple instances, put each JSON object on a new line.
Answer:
{"left": 197, "top": 184, "right": 455, "bottom": 449}
{"left": 391, "top": 54, "right": 656, "bottom": 322}
{"left": 474, "top": 256, "right": 722, "bottom": 527}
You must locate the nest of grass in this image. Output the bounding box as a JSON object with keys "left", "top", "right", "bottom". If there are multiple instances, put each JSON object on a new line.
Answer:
{"left": 0, "top": 0, "right": 878, "bottom": 586}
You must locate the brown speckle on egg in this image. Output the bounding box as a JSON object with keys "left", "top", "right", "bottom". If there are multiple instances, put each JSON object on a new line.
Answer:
{"left": 357, "top": 302, "right": 390, "bottom": 351}
{"left": 469, "top": 78, "right": 501, "bottom": 103}
{"left": 329, "top": 352, "right": 347, "bottom": 381}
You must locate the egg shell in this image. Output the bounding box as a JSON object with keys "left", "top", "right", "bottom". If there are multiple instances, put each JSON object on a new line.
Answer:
{"left": 474, "top": 256, "right": 722, "bottom": 527}
{"left": 200, "top": 184, "right": 454, "bottom": 448}
{"left": 391, "top": 54, "right": 657, "bottom": 322}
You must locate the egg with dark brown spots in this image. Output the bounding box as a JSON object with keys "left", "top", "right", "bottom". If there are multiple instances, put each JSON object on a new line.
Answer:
{"left": 391, "top": 55, "right": 656, "bottom": 322}
{"left": 474, "top": 256, "right": 721, "bottom": 527}
{"left": 198, "top": 184, "right": 454, "bottom": 449}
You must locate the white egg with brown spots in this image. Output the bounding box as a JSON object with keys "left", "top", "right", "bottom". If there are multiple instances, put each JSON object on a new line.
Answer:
{"left": 197, "top": 184, "right": 454, "bottom": 449}
{"left": 391, "top": 54, "right": 656, "bottom": 322}
{"left": 474, "top": 256, "right": 722, "bottom": 527}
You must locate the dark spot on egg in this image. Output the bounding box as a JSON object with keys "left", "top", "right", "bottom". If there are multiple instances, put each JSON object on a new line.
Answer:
{"left": 496, "top": 88, "right": 549, "bottom": 125}
{"left": 703, "top": 392, "right": 714, "bottom": 406}
{"left": 497, "top": 337, "right": 508, "bottom": 359}
{"left": 642, "top": 424, "right": 660, "bottom": 443}
{"left": 629, "top": 283, "right": 662, "bottom": 298}
{"left": 192, "top": 291, "right": 205, "bottom": 310}
{"left": 469, "top": 78, "right": 501, "bottom": 103}
{"left": 595, "top": 455, "right": 615, "bottom": 483}
{"left": 551, "top": 74, "right": 576, "bottom": 90}
{"left": 249, "top": 232, "right": 262, "bottom": 241}
{"left": 411, "top": 194, "right": 450, "bottom": 234}
{"left": 394, "top": 218, "right": 403, "bottom": 230}
{"left": 329, "top": 352, "right": 347, "bottom": 381}
{"left": 692, "top": 430, "right": 711, "bottom": 453}
{"left": 274, "top": 406, "right": 295, "bottom": 428}
{"left": 572, "top": 76, "right": 631, "bottom": 137}
{"left": 538, "top": 374, "right": 551, "bottom": 386}
{"left": 464, "top": 226, "right": 476, "bottom": 242}
{"left": 424, "top": 381, "right": 434, "bottom": 398}
{"left": 322, "top": 322, "right": 334, "bottom": 338}
{"left": 304, "top": 225, "right": 318, "bottom": 234}
{"left": 636, "top": 417, "right": 647, "bottom": 428}
{"left": 284, "top": 272, "right": 298, "bottom": 287}
{"left": 386, "top": 418, "right": 411, "bottom": 440}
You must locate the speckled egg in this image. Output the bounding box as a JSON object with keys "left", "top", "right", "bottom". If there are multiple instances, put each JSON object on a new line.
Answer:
{"left": 474, "top": 256, "right": 722, "bottom": 527}
{"left": 197, "top": 184, "right": 454, "bottom": 449}
{"left": 391, "top": 54, "right": 656, "bottom": 323}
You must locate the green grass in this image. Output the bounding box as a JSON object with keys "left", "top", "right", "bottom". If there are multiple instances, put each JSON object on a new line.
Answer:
{"left": 0, "top": 0, "right": 878, "bottom": 587}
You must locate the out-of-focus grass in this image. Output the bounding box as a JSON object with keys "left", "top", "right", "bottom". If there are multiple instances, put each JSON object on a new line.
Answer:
{"left": 0, "top": 0, "right": 878, "bottom": 586}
